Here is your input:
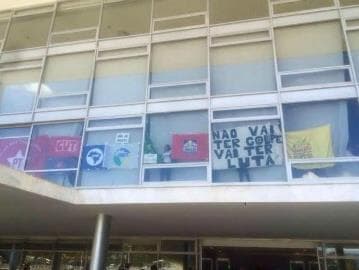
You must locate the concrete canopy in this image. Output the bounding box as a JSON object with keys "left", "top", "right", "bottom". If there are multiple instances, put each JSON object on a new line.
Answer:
{"left": 1, "top": 165, "right": 359, "bottom": 240}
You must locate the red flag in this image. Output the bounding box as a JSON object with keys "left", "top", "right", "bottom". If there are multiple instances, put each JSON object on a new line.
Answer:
{"left": 172, "top": 133, "right": 209, "bottom": 162}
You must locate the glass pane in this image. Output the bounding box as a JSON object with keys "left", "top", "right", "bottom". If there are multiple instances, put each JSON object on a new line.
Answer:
{"left": 157, "top": 255, "right": 195, "bottom": 270}
{"left": 154, "top": 0, "right": 206, "bottom": 18}
{"left": 100, "top": 0, "right": 151, "bottom": 39}
{"left": 144, "top": 166, "right": 207, "bottom": 182}
{"left": 213, "top": 107, "right": 278, "bottom": 120}
{"left": 348, "top": 30, "right": 359, "bottom": 81}
{"left": 25, "top": 122, "right": 84, "bottom": 171}
{"left": 150, "top": 83, "right": 206, "bottom": 99}
{"left": 92, "top": 56, "right": 147, "bottom": 106}
{"left": 212, "top": 120, "right": 286, "bottom": 182}
{"left": 340, "top": 0, "right": 359, "bottom": 6}
{"left": 281, "top": 69, "right": 351, "bottom": 88}
{"left": 154, "top": 15, "right": 206, "bottom": 31}
{"left": 106, "top": 252, "right": 126, "bottom": 270}
{"left": 59, "top": 252, "right": 86, "bottom": 270}
{"left": 151, "top": 39, "right": 207, "bottom": 84}
{"left": 53, "top": 5, "right": 100, "bottom": 32}
{"left": 130, "top": 253, "right": 158, "bottom": 270}
{"left": 0, "top": 127, "right": 30, "bottom": 137}
{"left": 209, "top": 0, "right": 269, "bottom": 24}
{"left": 273, "top": 0, "right": 334, "bottom": 14}
{"left": 4, "top": 13, "right": 52, "bottom": 51}
{"left": 275, "top": 21, "right": 348, "bottom": 71}
{"left": 292, "top": 161, "right": 359, "bottom": 179}
{"left": 0, "top": 250, "right": 11, "bottom": 270}
{"left": 145, "top": 111, "right": 209, "bottom": 164}
{"left": 38, "top": 94, "right": 87, "bottom": 109}
{"left": 38, "top": 52, "right": 94, "bottom": 108}
{"left": 29, "top": 170, "right": 77, "bottom": 187}
{"left": 79, "top": 128, "right": 143, "bottom": 186}
{"left": 211, "top": 41, "right": 276, "bottom": 95}
{"left": 326, "top": 259, "right": 359, "bottom": 270}
{"left": 123, "top": 239, "right": 157, "bottom": 252}
{"left": 51, "top": 29, "right": 97, "bottom": 44}
{"left": 0, "top": 68, "right": 40, "bottom": 114}
{"left": 283, "top": 99, "right": 359, "bottom": 158}
{"left": 161, "top": 240, "right": 195, "bottom": 252}
{"left": 0, "top": 20, "right": 8, "bottom": 40}
{"left": 22, "top": 251, "right": 53, "bottom": 270}
{"left": 88, "top": 118, "right": 142, "bottom": 128}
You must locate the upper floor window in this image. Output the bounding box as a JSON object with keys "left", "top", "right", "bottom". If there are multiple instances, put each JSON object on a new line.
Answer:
{"left": 271, "top": 0, "right": 334, "bottom": 15}
{"left": 4, "top": 9, "right": 52, "bottom": 51}
{"left": 283, "top": 99, "right": 359, "bottom": 179}
{"left": 51, "top": 0, "right": 101, "bottom": 44}
{"left": 25, "top": 121, "right": 84, "bottom": 187}
{"left": 210, "top": 31, "right": 276, "bottom": 96}
{"left": 100, "top": 0, "right": 151, "bottom": 39}
{"left": 211, "top": 107, "right": 286, "bottom": 182}
{"left": 209, "top": 0, "right": 269, "bottom": 25}
{"left": 0, "top": 66, "right": 41, "bottom": 114}
{"left": 275, "top": 21, "right": 351, "bottom": 89}
{"left": 37, "top": 51, "right": 95, "bottom": 109}
{"left": 92, "top": 47, "right": 148, "bottom": 106}
{"left": 339, "top": 0, "right": 359, "bottom": 6}
{"left": 153, "top": 0, "right": 207, "bottom": 31}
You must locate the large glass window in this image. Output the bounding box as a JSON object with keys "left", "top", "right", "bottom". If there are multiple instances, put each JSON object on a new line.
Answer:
{"left": 212, "top": 108, "right": 286, "bottom": 182}
{"left": 153, "top": 0, "right": 207, "bottom": 31}
{"left": 38, "top": 52, "right": 94, "bottom": 109}
{"left": 211, "top": 34, "right": 276, "bottom": 95}
{"left": 4, "top": 12, "right": 52, "bottom": 51}
{"left": 144, "top": 111, "right": 208, "bottom": 182}
{"left": 283, "top": 99, "right": 359, "bottom": 179}
{"left": 340, "top": 0, "right": 359, "bottom": 6}
{"left": 25, "top": 122, "right": 84, "bottom": 187}
{"left": 79, "top": 118, "right": 143, "bottom": 187}
{"left": 92, "top": 55, "right": 148, "bottom": 106}
{"left": 272, "top": 0, "right": 334, "bottom": 15}
{"left": 51, "top": 2, "right": 101, "bottom": 44}
{"left": 0, "top": 68, "right": 40, "bottom": 114}
{"left": 0, "top": 126, "right": 30, "bottom": 171}
{"left": 209, "top": 0, "right": 268, "bottom": 25}
{"left": 151, "top": 38, "right": 207, "bottom": 84}
{"left": 100, "top": 0, "right": 151, "bottom": 39}
{"left": 275, "top": 21, "right": 350, "bottom": 89}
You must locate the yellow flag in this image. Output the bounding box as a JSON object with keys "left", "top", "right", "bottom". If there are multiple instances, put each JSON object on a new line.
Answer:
{"left": 286, "top": 125, "right": 334, "bottom": 169}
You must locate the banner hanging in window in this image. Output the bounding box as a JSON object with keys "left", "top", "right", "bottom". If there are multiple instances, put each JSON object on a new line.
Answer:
{"left": 212, "top": 123, "right": 283, "bottom": 170}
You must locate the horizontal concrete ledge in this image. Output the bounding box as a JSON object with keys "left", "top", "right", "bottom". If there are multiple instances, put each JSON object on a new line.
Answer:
{"left": 1, "top": 165, "right": 359, "bottom": 205}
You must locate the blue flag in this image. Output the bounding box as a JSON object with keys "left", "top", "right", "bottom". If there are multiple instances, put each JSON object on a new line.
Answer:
{"left": 81, "top": 145, "right": 106, "bottom": 170}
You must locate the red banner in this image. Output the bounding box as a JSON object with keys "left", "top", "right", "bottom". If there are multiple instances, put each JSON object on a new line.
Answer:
{"left": 172, "top": 133, "right": 209, "bottom": 162}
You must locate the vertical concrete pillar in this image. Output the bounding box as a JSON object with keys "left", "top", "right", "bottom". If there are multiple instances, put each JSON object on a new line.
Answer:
{"left": 90, "top": 213, "right": 112, "bottom": 270}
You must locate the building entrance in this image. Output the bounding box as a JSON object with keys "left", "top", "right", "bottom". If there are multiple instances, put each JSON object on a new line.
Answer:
{"left": 202, "top": 247, "right": 318, "bottom": 270}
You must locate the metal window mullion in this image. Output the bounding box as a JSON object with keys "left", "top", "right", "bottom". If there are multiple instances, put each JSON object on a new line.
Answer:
{"left": 22, "top": 124, "right": 35, "bottom": 172}
{"left": 73, "top": 0, "right": 104, "bottom": 188}
{"left": 31, "top": 2, "right": 58, "bottom": 119}
{"left": 268, "top": 0, "right": 292, "bottom": 181}
{"left": 206, "top": 0, "right": 213, "bottom": 184}
{"left": 0, "top": 10, "right": 13, "bottom": 53}
{"left": 140, "top": 0, "right": 155, "bottom": 185}
{"left": 337, "top": 2, "right": 359, "bottom": 101}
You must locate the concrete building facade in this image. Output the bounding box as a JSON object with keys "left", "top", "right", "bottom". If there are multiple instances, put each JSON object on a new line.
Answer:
{"left": 0, "top": 0, "right": 359, "bottom": 270}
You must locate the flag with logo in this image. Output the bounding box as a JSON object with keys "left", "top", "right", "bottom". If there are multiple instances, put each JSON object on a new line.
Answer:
{"left": 172, "top": 133, "right": 209, "bottom": 162}
{"left": 81, "top": 145, "right": 107, "bottom": 170}
{"left": 286, "top": 124, "right": 334, "bottom": 169}
{"left": 105, "top": 143, "right": 140, "bottom": 169}
{"left": 0, "top": 138, "right": 28, "bottom": 170}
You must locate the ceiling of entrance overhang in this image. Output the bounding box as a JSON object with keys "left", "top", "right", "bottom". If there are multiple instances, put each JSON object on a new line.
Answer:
{"left": 1, "top": 180, "right": 359, "bottom": 240}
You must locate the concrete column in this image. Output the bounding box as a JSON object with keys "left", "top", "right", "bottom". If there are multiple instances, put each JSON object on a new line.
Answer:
{"left": 90, "top": 213, "right": 112, "bottom": 270}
